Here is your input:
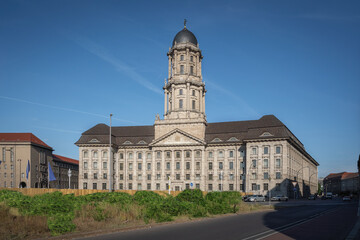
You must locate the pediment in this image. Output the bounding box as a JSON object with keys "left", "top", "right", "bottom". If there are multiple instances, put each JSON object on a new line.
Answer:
{"left": 150, "top": 129, "right": 205, "bottom": 146}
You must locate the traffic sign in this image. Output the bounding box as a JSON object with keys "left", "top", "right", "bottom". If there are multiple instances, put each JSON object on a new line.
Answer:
{"left": 190, "top": 182, "right": 193, "bottom": 187}
{"left": 293, "top": 187, "right": 297, "bottom": 191}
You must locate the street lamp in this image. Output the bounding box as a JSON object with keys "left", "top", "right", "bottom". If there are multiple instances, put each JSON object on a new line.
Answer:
{"left": 67, "top": 169, "right": 72, "bottom": 189}
{"left": 109, "top": 113, "right": 113, "bottom": 192}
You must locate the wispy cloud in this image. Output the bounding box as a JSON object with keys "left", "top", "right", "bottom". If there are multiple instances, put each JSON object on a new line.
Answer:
{"left": 68, "top": 34, "right": 163, "bottom": 95}
{"left": 0, "top": 95, "right": 137, "bottom": 124}
{"left": 204, "top": 78, "right": 259, "bottom": 117}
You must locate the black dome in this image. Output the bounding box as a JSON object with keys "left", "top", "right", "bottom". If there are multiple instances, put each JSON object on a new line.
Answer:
{"left": 172, "top": 28, "right": 198, "bottom": 47}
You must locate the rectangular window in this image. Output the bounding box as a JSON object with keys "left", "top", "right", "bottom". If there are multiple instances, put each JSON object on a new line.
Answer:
{"left": 264, "top": 146, "right": 269, "bottom": 154}
{"left": 120, "top": 163, "right": 124, "bottom": 170}
{"left": 196, "top": 162, "right": 200, "bottom": 170}
{"left": 156, "top": 151, "right": 161, "bottom": 159}
{"left": 176, "top": 174, "right": 180, "bottom": 180}
{"left": 196, "top": 151, "right": 201, "bottom": 158}
{"left": 147, "top": 153, "right": 151, "bottom": 159}
{"left": 166, "top": 162, "right": 170, "bottom": 170}
{"left": 157, "top": 162, "right": 161, "bottom": 170}
{"left": 138, "top": 163, "right": 142, "bottom": 170}
{"left": 229, "top": 174, "right": 234, "bottom": 180}
{"left": 219, "top": 184, "right": 223, "bottom": 191}
{"left": 119, "top": 153, "right": 124, "bottom": 159}
{"left": 83, "top": 151, "right": 88, "bottom": 158}
{"left": 219, "top": 162, "right": 223, "bottom": 169}
{"left": 156, "top": 183, "right": 160, "bottom": 190}
{"left": 186, "top": 183, "right": 190, "bottom": 189}
{"left": 138, "top": 152, "right": 142, "bottom": 159}
{"left": 190, "top": 56, "right": 193, "bottom": 62}
{"left": 229, "top": 162, "right": 234, "bottom": 170}
{"left": 276, "top": 159, "right": 281, "bottom": 168}
{"left": 208, "top": 174, "right": 213, "bottom": 180}
{"left": 192, "top": 90, "right": 195, "bottom": 96}
{"left": 93, "top": 162, "right": 98, "bottom": 169}
{"left": 166, "top": 151, "right": 171, "bottom": 158}
{"left": 252, "top": 173, "right": 257, "bottom": 180}
{"left": 240, "top": 184, "right": 244, "bottom": 191}
{"left": 176, "top": 162, "right": 180, "bottom": 170}
{"left": 138, "top": 174, "right": 142, "bottom": 180}
{"left": 84, "top": 173, "right": 88, "bottom": 179}
{"left": 102, "top": 183, "right": 107, "bottom": 190}
{"left": 264, "top": 172, "right": 269, "bottom": 179}
{"left": 263, "top": 159, "right": 269, "bottom": 169}
{"left": 103, "top": 173, "right": 107, "bottom": 179}
{"left": 252, "top": 183, "right": 257, "bottom": 191}
{"left": 128, "top": 152, "right": 133, "bottom": 159}
{"left": 166, "top": 183, "right": 169, "bottom": 190}
{"left": 129, "top": 183, "right": 132, "bottom": 190}
{"left": 103, "top": 162, "right": 107, "bottom": 170}
{"left": 218, "top": 151, "right": 224, "bottom": 158}
{"left": 147, "top": 174, "right": 151, "bottom": 180}
{"left": 129, "top": 163, "right": 133, "bottom": 170}
{"left": 192, "top": 100, "right": 195, "bottom": 110}
{"left": 209, "top": 162, "right": 213, "bottom": 170}
{"left": 147, "top": 183, "right": 151, "bottom": 190}
{"left": 208, "top": 151, "right": 213, "bottom": 158}
{"left": 166, "top": 174, "right": 170, "bottom": 180}
{"left": 119, "top": 174, "right": 123, "bottom": 180}
{"left": 156, "top": 174, "right": 161, "bottom": 180}
{"left": 186, "top": 151, "right": 191, "bottom": 158}
{"left": 176, "top": 151, "right": 181, "bottom": 158}
{"left": 276, "top": 146, "right": 281, "bottom": 154}
{"left": 186, "top": 174, "right": 190, "bottom": 180}
{"left": 179, "top": 89, "right": 183, "bottom": 95}
{"left": 252, "top": 147, "right": 257, "bottom": 155}
{"left": 94, "top": 173, "right": 98, "bottom": 179}
{"left": 129, "top": 174, "right": 133, "bottom": 180}
{"left": 180, "top": 55, "right": 184, "bottom": 61}
{"left": 83, "top": 182, "right": 88, "bottom": 189}
{"left": 93, "top": 151, "right": 98, "bottom": 158}
{"left": 180, "top": 65, "right": 184, "bottom": 74}
{"left": 119, "top": 183, "right": 123, "bottom": 190}
{"left": 196, "top": 184, "right": 200, "bottom": 189}
{"left": 196, "top": 174, "right": 200, "bottom": 180}
{"left": 229, "top": 184, "right": 234, "bottom": 191}
{"left": 2, "top": 148, "right": 5, "bottom": 162}
{"left": 93, "top": 183, "right": 97, "bottom": 190}
{"left": 229, "top": 151, "right": 234, "bottom": 158}
{"left": 252, "top": 160, "right": 257, "bottom": 168}
{"left": 208, "top": 184, "right": 213, "bottom": 191}
{"left": 186, "top": 162, "right": 190, "bottom": 170}
{"left": 102, "top": 151, "right": 108, "bottom": 158}
{"left": 84, "top": 162, "right": 88, "bottom": 169}
{"left": 276, "top": 172, "right": 281, "bottom": 179}
{"left": 264, "top": 183, "right": 269, "bottom": 191}
{"left": 190, "top": 66, "right": 194, "bottom": 75}
{"left": 147, "top": 163, "right": 151, "bottom": 170}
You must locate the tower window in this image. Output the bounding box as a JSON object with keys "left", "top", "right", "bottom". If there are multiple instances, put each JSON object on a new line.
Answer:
{"left": 179, "top": 99, "right": 183, "bottom": 109}
{"left": 190, "top": 66, "right": 194, "bottom": 75}
{"left": 179, "top": 89, "right": 183, "bottom": 95}
{"left": 192, "top": 90, "right": 195, "bottom": 96}
{"left": 190, "top": 56, "right": 193, "bottom": 62}
{"left": 192, "top": 100, "right": 195, "bottom": 110}
{"left": 180, "top": 65, "right": 184, "bottom": 74}
{"left": 180, "top": 55, "right": 184, "bottom": 61}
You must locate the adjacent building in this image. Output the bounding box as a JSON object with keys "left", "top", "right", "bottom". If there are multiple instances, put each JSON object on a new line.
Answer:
{"left": 324, "top": 172, "right": 359, "bottom": 195}
{"left": 0, "top": 133, "right": 78, "bottom": 189}
{"left": 76, "top": 25, "right": 318, "bottom": 197}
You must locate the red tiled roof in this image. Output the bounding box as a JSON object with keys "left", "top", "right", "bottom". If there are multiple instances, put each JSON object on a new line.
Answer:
{"left": 53, "top": 154, "right": 79, "bottom": 165}
{"left": 341, "top": 172, "right": 359, "bottom": 180}
{"left": 0, "top": 133, "right": 52, "bottom": 149}
{"left": 325, "top": 172, "right": 359, "bottom": 180}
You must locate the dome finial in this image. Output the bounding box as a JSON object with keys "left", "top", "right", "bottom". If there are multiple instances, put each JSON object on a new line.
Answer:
{"left": 184, "top": 19, "right": 187, "bottom": 29}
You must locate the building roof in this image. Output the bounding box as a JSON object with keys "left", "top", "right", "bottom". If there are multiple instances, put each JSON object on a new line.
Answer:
{"left": 324, "top": 172, "right": 359, "bottom": 180}
{"left": 0, "top": 133, "right": 53, "bottom": 150}
{"left": 172, "top": 28, "right": 198, "bottom": 47}
{"left": 52, "top": 154, "right": 79, "bottom": 165}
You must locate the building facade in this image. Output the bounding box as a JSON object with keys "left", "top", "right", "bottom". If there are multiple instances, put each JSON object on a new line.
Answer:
{"left": 0, "top": 133, "right": 78, "bottom": 189}
{"left": 324, "top": 172, "right": 359, "bottom": 195}
{"left": 76, "top": 25, "right": 318, "bottom": 197}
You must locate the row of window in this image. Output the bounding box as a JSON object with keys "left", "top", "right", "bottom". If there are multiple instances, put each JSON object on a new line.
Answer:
{"left": 178, "top": 89, "right": 197, "bottom": 96}
{"left": 83, "top": 161, "right": 245, "bottom": 171}
{"left": 1, "top": 148, "right": 14, "bottom": 162}
{"left": 250, "top": 172, "right": 282, "bottom": 180}
{"left": 251, "top": 159, "right": 282, "bottom": 168}
{"left": 251, "top": 146, "right": 282, "bottom": 155}
{"left": 83, "top": 150, "right": 241, "bottom": 160}
{"left": 179, "top": 54, "right": 195, "bottom": 62}
{"left": 179, "top": 65, "right": 195, "bottom": 75}
{"left": 0, "top": 172, "right": 15, "bottom": 178}
{"left": 178, "top": 99, "right": 196, "bottom": 110}
{"left": 0, "top": 164, "right": 14, "bottom": 170}
{"left": 252, "top": 183, "right": 281, "bottom": 191}
{"left": 0, "top": 181, "right": 14, "bottom": 188}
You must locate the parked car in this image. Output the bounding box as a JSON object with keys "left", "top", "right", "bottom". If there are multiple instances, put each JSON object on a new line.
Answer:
{"left": 326, "top": 192, "right": 333, "bottom": 199}
{"left": 308, "top": 195, "right": 316, "bottom": 200}
{"left": 271, "top": 195, "right": 289, "bottom": 201}
{"left": 246, "top": 195, "right": 266, "bottom": 202}
{"left": 242, "top": 195, "right": 251, "bottom": 201}
{"left": 343, "top": 196, "right": 351, "bottom": 201}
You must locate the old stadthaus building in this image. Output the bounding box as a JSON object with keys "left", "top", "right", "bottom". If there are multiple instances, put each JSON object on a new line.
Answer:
{"left": 76, "top": 25, "right": 319, "bottom": 198}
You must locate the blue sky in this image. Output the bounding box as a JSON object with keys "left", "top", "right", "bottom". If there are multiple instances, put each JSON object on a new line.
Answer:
{"left": 1, "top": 0, "right": 359, "bottom": 177}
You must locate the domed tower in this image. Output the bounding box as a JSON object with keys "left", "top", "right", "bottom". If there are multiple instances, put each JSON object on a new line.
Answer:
{"left": 154, "top": 22, "right": 207, "bottom": 141}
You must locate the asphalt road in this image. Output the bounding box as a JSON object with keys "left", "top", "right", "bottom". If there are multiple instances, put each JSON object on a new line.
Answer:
{"left": 76, "top": 199, "right": 358, "bottom": 240}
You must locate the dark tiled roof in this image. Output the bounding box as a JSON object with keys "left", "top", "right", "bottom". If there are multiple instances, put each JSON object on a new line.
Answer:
{"left": 0, "top": 133, "right": 53, "bottom": 149}
{"left": 53, "top": 154, "right": 79, "bottom": 165}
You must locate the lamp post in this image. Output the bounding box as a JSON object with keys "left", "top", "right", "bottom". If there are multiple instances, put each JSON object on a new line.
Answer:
{"left": 17, "top": 159, "right": 21, "bottom": 188}
{"left": 109, "top": 113, "right": 113, "bottom": 192}
{"left": 67, "top": 169, "right": 72, "bottom": 189}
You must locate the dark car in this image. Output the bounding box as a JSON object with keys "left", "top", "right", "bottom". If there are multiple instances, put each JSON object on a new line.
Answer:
{"left": 308, "top": 195, "right": 316, "bottom": 200}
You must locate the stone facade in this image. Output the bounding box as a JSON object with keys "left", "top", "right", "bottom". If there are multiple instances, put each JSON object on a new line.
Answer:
{"left": 76, "top": 26, "right": 319, "bottom": 198}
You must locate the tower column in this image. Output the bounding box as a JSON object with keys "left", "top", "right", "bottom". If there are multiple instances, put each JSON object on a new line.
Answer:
{"left": 186, "top": 83, "right": 190, "bottom": 112}
{"left": 196, "top": 53, "right": 200, "bottom": 77}
{"left": 171, "top": 86, "right": 175, "bottom": 111}
{"left": 186, "top": 48, "right": 190, "bottom": 74}
{"left": 199, "top": 90, "right": 202, "bottom": 113}
{"left": 168, "top": 56, "right": 171, "bottom": 78}
{"left": 164, "top": 90, "right": 168, "bottom": 115}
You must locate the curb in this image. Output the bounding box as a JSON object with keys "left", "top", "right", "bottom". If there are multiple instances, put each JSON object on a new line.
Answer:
{"left": 345, "top": 199, "right": 360, "bottom": 240}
